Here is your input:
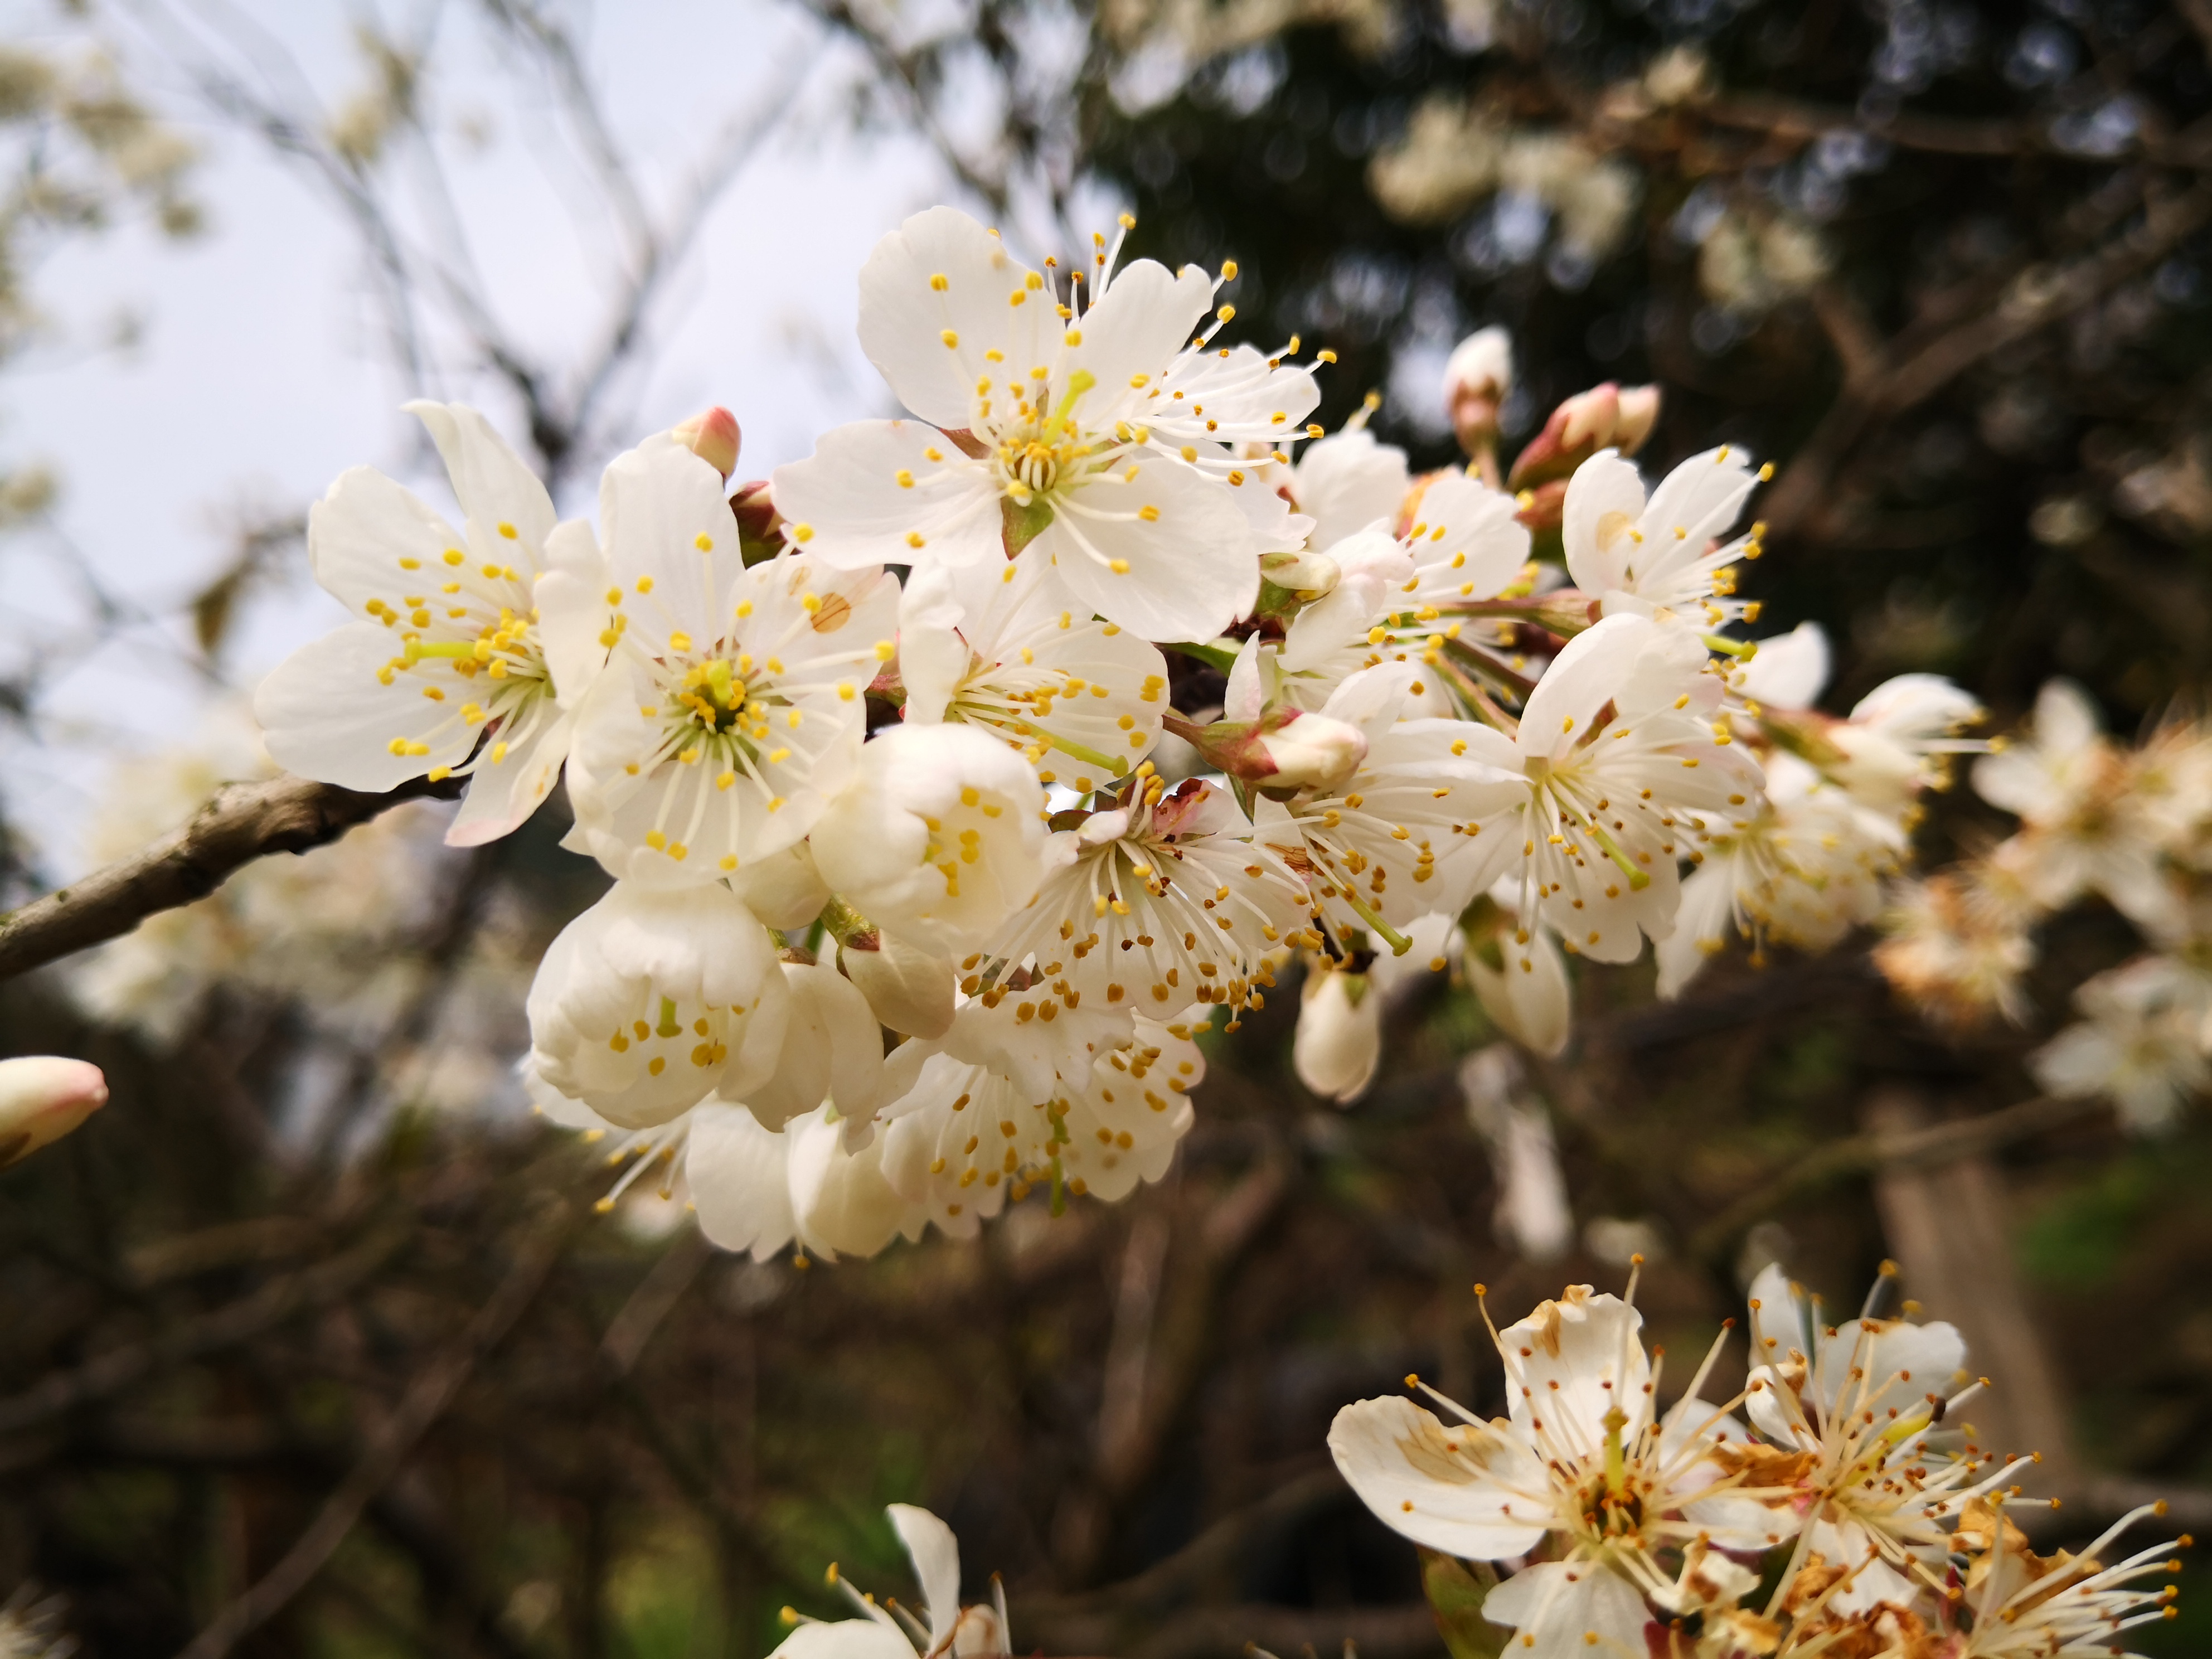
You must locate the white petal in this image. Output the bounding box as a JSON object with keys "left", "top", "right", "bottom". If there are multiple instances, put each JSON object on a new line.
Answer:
{"left": 535, "top": 522, "right": 612, "bottom": 709}
{"left": 405, "top": 400, "right": 556, "bottom": 555}
{"left": 445, "top": 710, "right": 571, "bottom": 847}
{"left": 1065, "top": 259, "right": 1211, "bottom": 415}
{"left": 600, "top": 437, "right": 746, "bottom": 633}
{"left": 773, "top": 421, "right": 1004, "bottom": 574}
{"left": 307, "top": 466, "right": 463, "bottom": 614}
{"left": 767, "top": 1622, "right": 914, "bottom": 1659}
{"left": 1517, "top": 613, "right": 1655, "bottom": 763}
{"left": 858, "top": 205, "right": 1059, "bottom": 430}
{"left": 1295, "top": 429, "right": 1409, "bottom": 552}
{"left": 687, "top": 1101, "right": 799, "bottom": 1260}
{"left": 1736, "top": 621, "right": 1830, "bottom": 711}
{"left": 886, "top": 1505, "right": 963, "bottom": 1650}
{"left": 1326, "top": 1395, "right": 1549, "bottom": 1561}
{"left": 1560, "top": 450, "right": 1646, "bottom": 597}
{"left": 1040, "top": 463, "right": 1258, "bottom": 642}
{"left": 1482, "top": 1561, "right": 1651, "bottom": 1659}
{"left": 255, "top": 622, "right": 474, "bottom": 790}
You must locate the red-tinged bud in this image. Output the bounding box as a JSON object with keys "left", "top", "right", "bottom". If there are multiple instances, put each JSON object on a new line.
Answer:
{"left": 1443, "top": 326, "right": 1513, "bottom": 459}
{"left": 1514, "top": 477, "right": 1568, "bottom": 534}
{"left": 1507, "top": 382, "right": 1663, "bottom": 491}
{"left": 0, "top": 1056, "right": 107, "bottom": 1167}
{"left": 672, "top": 406, "right": 741, "bottom": 478}
{"left": 1175, "top": 706, "right": 1367, "bottom": 797}
{"left": 731, "top": 479, "right": 782, "bottom": 564}
{"left": 1613, "top": 385, "right": 1661, "bottom": 452}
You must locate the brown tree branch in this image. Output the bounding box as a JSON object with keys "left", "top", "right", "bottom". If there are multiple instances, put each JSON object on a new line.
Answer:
{"left": 0, "top": 1223, "right": 410, "bottom": 1437}
{"left": 1685, "top": 1093, "right": 2102, "bottom": 1264}
{"left": 173, "top": 1203, "right": 572, "bottom": 1659}
{"left": 0, "top": 772, "right": 458, "bottom": 984}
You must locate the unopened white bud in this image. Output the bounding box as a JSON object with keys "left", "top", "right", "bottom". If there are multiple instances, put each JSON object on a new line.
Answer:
{"left": 0, "top": 1056, "right": 109, "bottom": 1167}
{"left": 1257, "top": 711, "right": 1367, "bottom": 794}
{"left": 1294, "top": 965, "right": 1380, "bottom": 1104}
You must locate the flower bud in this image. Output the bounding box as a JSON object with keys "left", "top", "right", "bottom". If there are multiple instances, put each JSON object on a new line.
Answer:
{"left": 671, "top": 406, "right": 741, "bottom": 479}
{"left": 1294, "top": 964, "right": 1381, "bottom": 1104}
{"left": 1258, "top": 547, "right": 1341, "bottom": 603}
{"left": 0, "top": 1055, "right": 109, "bottom": 1168}
{"left": 1507, "top": 382, "right": 1663, "bottom": 491}
{"left": 1464, "top": 905, "right": 1570, "bottom": 1057}
{"left": 730, "top": 479, "right": 783, "bottom": 564}
{"left": 1443, "top": 326, "right": 1513, "bottom": 456}
{"left": 1175, "top": 706, "right": 1367, "bottom": 797}
{"left": 836, "top": 923, "right": 956, "bottom": 1040}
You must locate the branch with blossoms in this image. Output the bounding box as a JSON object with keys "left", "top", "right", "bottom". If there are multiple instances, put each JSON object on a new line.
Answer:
{"left": 14, "top": 205, "right": 2013, "bottom": 1252}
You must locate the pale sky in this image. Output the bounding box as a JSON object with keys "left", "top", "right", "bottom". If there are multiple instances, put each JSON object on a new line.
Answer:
{"left": 3, "top": 0, "right": 963, "bottom": 871}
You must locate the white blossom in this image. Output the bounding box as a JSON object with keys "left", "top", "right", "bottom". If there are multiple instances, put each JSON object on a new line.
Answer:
{"left": 809, "top": 722, "right": 1049, "bottom": 950}
{"left": 525, "top": 880, "right": 786, "bottom": 1130}
{"left": 984, "top": 773, "right": 1309, "bottom": 1026}
{"left": 1331, "top": 1287, "right": 1793, "bottom": 1659}
{"left": 2031, "top": 954, "right": 2211, "bottom": 1133}
{"left": 1973, "top": 680, "right": 2179, "bottom": 933}
{"left": 565, "top": 437, "right": 899, "bottom": 885}
{"left": 771, "top": 206, "right": 1318, "bottom": 642}
{"left": 1561, "top": 444, "right": 1765, "bottom": 629}
{"left": 897, "top": 545, "right": 1170, "bottom": 795}
{"left": 1455, "top": 613, "right": 1764, "bottom": 963}
{"left": 255, "top": 401, "right": 609, "bottom": 846}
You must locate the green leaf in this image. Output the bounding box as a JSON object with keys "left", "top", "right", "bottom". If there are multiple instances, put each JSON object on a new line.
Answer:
{"left": 1418, "top": 1548, "right": 1507, "bottom": 1659}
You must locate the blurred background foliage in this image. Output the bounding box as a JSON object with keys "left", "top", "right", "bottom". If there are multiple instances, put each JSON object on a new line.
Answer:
{"left": 3, "top": 0, "right": 2212, "bottom": 1655}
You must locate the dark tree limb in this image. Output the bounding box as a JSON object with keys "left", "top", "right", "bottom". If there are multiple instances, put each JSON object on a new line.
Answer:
{"left": 0, "top": 773, "right": 459, "bottom": 984}
{"left": 1685, "top": 1093, "right": 2102, "bottom": 1264}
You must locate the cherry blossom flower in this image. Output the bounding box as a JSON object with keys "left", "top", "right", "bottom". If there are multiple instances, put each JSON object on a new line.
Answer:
{"left": 1944, "top": 1500, "right": 2182, "bottom": 1658}
{"left": 256, "top": 401, "right": 609, "bottom": 846}
{"left": 524, "top": 880, "right": 787, "bottom": 1130}
{"left": 1561, "top": 443, "right": 1767, "bottom": 629}
{"left": 1453, "top": 613, "right": 1764, "bottom": 963}
{"left": 809, "top": 722, "right": 1049, "bottom": 950}
{"left": 985, "top": 771, "right": 1309, "bottom": 1027}
{"left": 564, "top": 438, "right": 899, "bottom": 885}
{"left": 1656, "top": 751, "right": 1903, "bottom": 998}
{"left": 1973, "top": 680, "right": 2180, "bottom": 935}
{"left": 1258, "top": 662, "right": 1529, "bottom": 948}
{"left": 1742, "top": 1264, "right": 2009, "bottom": 1617}
{"left": 897, "top": 546, "right": 1168, "bottom": 795}
{"left": 2031, "top": 954, "right": 2211, "bottom": 1133}
{"left": 1331, "top": 1285, "right": 1795, "bottom": 1659}
{"left": 1463, "top": 882, "right": 1572, "bottom": 1055}
{"left": 771, "top": 206, "right": 1318, "bottom": 642}
{"left": 877, "top": 1016, "right": 1201, "bottom": 1232}
{"left": 765, "top": 1505, "right": 1011, "bottom": 1659}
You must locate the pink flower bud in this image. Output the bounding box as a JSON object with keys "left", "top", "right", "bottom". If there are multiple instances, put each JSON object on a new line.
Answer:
{"left": 1508, "top": 382, "right": 1664, "bottom": 491}
{"left": 1177, "top": 707, "right": 1367, "bottom": 796}
{"left": 0, "top": 1056, "right": 108, "bottom": 1168}
{"left": 671, "top": 406, "right": 741, "bottom": 479}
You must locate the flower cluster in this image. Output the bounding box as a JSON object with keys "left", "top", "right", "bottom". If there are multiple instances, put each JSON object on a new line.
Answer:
{"left": 1875, "top": 679, "right": 2212, "bottom": 1131}
{"left": 1331, "top": 1269, "right": 2187, "bottom": 1659}
{"left": 254, "top": 204, "right": 1975, "bottom": 1252}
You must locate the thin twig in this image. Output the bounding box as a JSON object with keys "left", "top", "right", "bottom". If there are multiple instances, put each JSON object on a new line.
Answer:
{"left": 1685, "top": 1094, "right": 2103, "bottom": 1263}
{"left": 0, "top": 772, "right": 459, "bottom": 983}
{"left": 0, "top": 1223, "right": 409, "bottom": 1437}
{"left": 172, "top": 1202, "right": 572, "bottom": 1659}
